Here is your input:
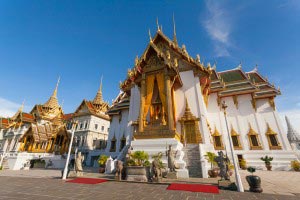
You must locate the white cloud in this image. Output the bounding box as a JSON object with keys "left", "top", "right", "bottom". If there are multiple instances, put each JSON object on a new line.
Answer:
{"left": 203, "top": 0, "right": 231, "bottom": 57}
{"left": 279, "top": 109, "right": 300, "bottom": 134}
{"left": 0, "top": 97, "right": 31, "bottom": 118}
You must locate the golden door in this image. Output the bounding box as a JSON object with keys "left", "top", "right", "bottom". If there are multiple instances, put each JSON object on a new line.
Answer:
{"left": 184, "top": 121, "right": 196, "bottom": 144}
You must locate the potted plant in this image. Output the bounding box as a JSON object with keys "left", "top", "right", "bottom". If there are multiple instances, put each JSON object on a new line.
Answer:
{"left": 98, "top": 155, "right": 108, "bottom": 173}
{"left": 291, "top": 160, "right": 300, "bottom": 171}
{"left": 246, "top": 167, "right": 263, "bottom": 193}
{"left": 240, "top": 158, "right": 247, "bottom": 170}
{"left": 205, "top": 152, "right": 218, "bottom": 178}
{"left": 260, "top": 156, "right": 273, "bottom": 171}
{"left": 126, "top": 151, "right": 150, "bottom": 182}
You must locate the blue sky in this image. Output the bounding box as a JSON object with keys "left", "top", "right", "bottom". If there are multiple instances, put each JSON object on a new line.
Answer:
{"left": 0, "top": 0, "right": 299, "bottom": 131}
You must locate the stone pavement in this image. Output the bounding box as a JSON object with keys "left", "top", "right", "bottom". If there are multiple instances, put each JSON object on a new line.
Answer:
{"left": 0, "top": 169, "right": 300, "bottom": 199}
{"left": 0, "top": 176, "right": 299, "bottom": 200}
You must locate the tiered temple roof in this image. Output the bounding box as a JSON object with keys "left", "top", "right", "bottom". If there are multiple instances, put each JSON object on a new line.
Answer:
{"left": 73, "top": 78, "right": 110, "bottom": 120}
{"left": 107, "top": 92, "right": 130, "bottom": 116}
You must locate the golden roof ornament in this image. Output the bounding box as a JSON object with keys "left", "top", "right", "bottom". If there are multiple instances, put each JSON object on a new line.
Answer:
{"left": 156, "top": 17, "right": 160, "bottom": 31}
{"left": 254, "top": 64, "right": 258, "bottom": 72}
{"left": 182, "top": 44, "right": 188, "bottom": 55}
{"left": 174, "top": 58, "right": 178, "bottom": 67}
{"left": 196, "top": 54, "right": 200, "bottom": 63}
{"left": 135, "top": 55, "right": 139, "bottom": 66}
{"left": 173, "top": 14, "right": 178, "bottom": 46}
{"left": 148, "top": 29, "right": 153, "bottom": 43}
{"left": 93, "top": 76, "right": 104, "bottom": 104}
{"left": 43, "top": 77, "right": 60, "bottom": 109}
{"left": 166, "top": 50, "right": 171, "bottom": 60}
{"left": 237, "top": 62, "right": 242, "bottom": 69}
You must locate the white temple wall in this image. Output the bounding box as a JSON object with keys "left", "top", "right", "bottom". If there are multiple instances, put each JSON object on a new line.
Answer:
{"left": 127, "top": 86, "right": 140, "bottom": 144}
{"left": 106, "top": 109, "right": 129, "bottom": 154}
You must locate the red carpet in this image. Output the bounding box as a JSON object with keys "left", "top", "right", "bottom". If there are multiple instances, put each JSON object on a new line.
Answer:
{"left": 66, "top": 178, "right": 108, "bottom": 184}
{"left": 167, "top": 183, "right": 219, "bottom": 194}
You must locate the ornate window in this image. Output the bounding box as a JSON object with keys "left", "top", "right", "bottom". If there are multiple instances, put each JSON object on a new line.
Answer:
{"left": 178, "top": 99, "right": 202, "bottom": 144}
{"left": 247, "top": 124, "right": 263, "bottom": 150}
{"left": 212, "top": 127, "right": 224, "bottom": 150}
{"left": 110, "top": 135, "right": 116, "bottom": 152}
{"left": 231, "top": 127, "right": 242, "bottom": 150}
{"left": 265, "top": 123, "right": 282, "bottom": 150}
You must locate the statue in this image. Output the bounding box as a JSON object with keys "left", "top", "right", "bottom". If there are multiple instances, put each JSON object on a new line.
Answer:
{"left": 75, "top": 152, "right": 84, "bottom": 177}
{"left": 151, "top": 153, "right": 162, "bottom": 182}
{"left": 214, "top": 151, "right": 230, "bottom": 180}
{"left": 166, "top": 145, "right": 177, "bottom": 172}
{"left": 115, "top": 160, "right": 123, "bottom": 181}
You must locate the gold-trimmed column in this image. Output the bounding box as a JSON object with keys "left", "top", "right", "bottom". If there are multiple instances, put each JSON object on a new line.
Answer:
{"left": 139, "top": 73, "right": 146, "bottom": 133}
{"left": 164, "top": 71, "right": 174, "bottom": 131}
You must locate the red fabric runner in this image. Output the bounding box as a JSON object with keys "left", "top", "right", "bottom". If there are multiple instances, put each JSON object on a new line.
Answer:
{"left": 66, "top": 178, "right": 108, "bottom": 184}
{"left": 167, "top": 183, "right": 219, "bottom": 194}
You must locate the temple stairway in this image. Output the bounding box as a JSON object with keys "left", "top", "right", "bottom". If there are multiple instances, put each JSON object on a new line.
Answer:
{"left": 183, "top": 144, "right": 202, "bottom": 178}
{"left": 1, "top": 158, "right": 9, "bottom": 170}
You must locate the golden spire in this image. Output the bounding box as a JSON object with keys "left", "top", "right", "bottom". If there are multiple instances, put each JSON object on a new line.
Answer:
{"left": 11, "top": 100, "right": 25, "bottom": 120}
{"left": 44, "top": 77, "right": 60, "bottom": 109}
{"left": 52, "top": 76, "right": 60, "bottom": 98}
{"left": 93, "top": 76, "right": 104, "bottom": 104}
{"left": 173, "top": 14, "right": 178, "bottom": 46}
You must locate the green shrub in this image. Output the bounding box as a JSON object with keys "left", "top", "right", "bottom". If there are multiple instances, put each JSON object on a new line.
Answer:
{"left": 98, "top": 155, "right": 109, "bottom": 167}
{"left": 291, "top": 160, "right": 300, "bottom": 171}
{"left": 127, "top": 151, "right": 149, "bottom": 167}
{"left": 204, "top": 152, "right": 217, "bottom": 169}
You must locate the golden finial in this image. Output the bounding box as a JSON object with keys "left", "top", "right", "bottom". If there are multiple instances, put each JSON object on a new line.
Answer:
{"left": 52, "top": 76, "right": 60, "bottom": 98}
{"left": 173, "top": 14, "right": 178, "bottom": 46}
{"left": 100, "top": 75, "right": 103, "bottom": 92}
{"left": 156, "top": 17, "right": 160, "bottom": 31}
{"left": 20, "top": 99, "right": 25, "bottom": 113}
{"left": 148, "top": 29, "right": 152, "bottom": 42}
{"left": 135, "top": 55, "right": 139, "bottom": 66}
{"left": 254, "top": 64, "right": 258, "bottom": 71}
{"left": 237, "top": 61, "right": 242, "bottom": 69}
{"left": 196, "top": 54, "right": 200, "bottom": 63}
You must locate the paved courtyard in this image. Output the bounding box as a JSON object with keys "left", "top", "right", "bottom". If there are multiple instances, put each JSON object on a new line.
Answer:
{"left": 0, "top": 169, "right": 299, "bottom": 199}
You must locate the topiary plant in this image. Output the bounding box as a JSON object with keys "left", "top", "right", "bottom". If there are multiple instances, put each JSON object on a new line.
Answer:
{"left": 247, "top": 166, "right": 256, "bottom": 175}
{"left": 260, "top": 156, "right": 273, "bottom": 165}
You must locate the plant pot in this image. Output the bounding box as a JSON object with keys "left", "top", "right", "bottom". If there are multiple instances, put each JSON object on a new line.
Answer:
{"left": 208, "top": 168, "right": 218, "bottom": 178}
{"left": 99, "top": 167, "right": 105, "bottom": 173}
{"left": 127, "top": 166, "right": 147, "bottom": 176}
{"left": 246, "top": 175, "right": 263, "bottom": 193}
{"left": 266, "top": 164, "right": 272, "bottom": 171}
{"left": 126, "top": 166, "right": 147, "bottom": 182}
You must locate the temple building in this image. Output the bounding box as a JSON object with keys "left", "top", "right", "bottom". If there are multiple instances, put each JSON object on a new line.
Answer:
{"left": 67, "top": 78, "right": 110, "bottom": 166}
{"left": 0, "top": 79, "right": 70, "bottom": 170}
{"left": 105, "top": 24, "right": 298, "bottom": 178}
